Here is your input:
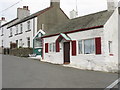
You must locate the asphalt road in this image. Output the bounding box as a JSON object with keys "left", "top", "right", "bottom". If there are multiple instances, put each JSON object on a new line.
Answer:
{"left": 2, "top": 55, "right": 118, "bottom": 88}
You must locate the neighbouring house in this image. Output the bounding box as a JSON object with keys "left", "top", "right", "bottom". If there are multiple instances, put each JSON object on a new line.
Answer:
{"left": 0, "top": 0, "right": 69, "bottom": 56}
{"left": 0, "top": 7, "right": 30, "bottom": 54}
{"left": 42, "top": 0, "right": 119, "bottom": 73}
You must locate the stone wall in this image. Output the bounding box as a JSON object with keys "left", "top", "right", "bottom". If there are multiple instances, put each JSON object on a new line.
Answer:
{"left": 9, "top": 48, "right": 33, "bottom": 57}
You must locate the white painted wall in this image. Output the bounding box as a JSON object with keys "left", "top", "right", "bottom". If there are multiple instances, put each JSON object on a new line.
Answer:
{"left": 44, "top": 36, "right": 64, "bottom": 64}
{"left": 7, "top": 17, "right": 38, "bottom": 48}
{"left": 0, "top": 25, "right": 9, "bottom": 48}
{"left": 43, "top": 28, "right": 112, "bottom": 71}
{"left": 104, "top": 7, "right": 118, "bottom": 71}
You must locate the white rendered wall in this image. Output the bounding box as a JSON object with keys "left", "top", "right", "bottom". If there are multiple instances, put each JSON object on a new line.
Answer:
{"left": 0, "top": 25, "right": 9, "bottom": 48}
{"left": 104, "top": 8, "right": 118, "bottom": 71}
{"left": 43, "top": 36, "right": 64, "bottom": 64}
{"left": 67, "top": 28, "right": 106, "bottom": 71}
{"left": 43, "top": 28, "right": 106, "bottom": 70}
{"left": 7, "top": 17, "right": 38, "bottom": 48}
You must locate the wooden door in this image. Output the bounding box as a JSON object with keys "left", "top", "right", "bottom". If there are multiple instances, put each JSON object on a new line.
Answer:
{"left": 63, "top": 42, "right": 70, "bottom": 64}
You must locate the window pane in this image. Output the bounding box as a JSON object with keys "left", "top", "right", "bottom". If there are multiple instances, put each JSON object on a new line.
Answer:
{"left": 84, "top": 39, "right": 95, "bottom": 54}
{"left": 34, "top": 38, "right": 42, "bottom": 48}
{"left": 78, "top": 40, "right": 82, "bottom": 54}
{"left": 27, "top": 21, "right": 30, "bottom": 30}
{"left": 53, "top": 43, "right": 56, "bottom": 52}
{"left": 108, "top": 41, "right": 112, "bottom": 54}
{"left": 49, "top": 43, "right": 55, "bottom": 52}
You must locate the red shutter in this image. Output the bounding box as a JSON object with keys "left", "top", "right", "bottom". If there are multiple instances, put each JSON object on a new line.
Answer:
{"left": 56, "top": 42, "right": 60, "bottom": 52}
{"left": 72, "top": 41, "right": 76, "bottom": 56}
{"left": 95, "top": 37, "right": 101, "bottom": 54}
{"left": 45, "top": 43, "right": 48, "bottom": 53}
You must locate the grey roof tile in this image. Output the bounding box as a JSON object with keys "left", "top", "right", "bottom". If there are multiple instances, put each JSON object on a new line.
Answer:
{"left": 44, "top": 10, "right": 113, "bottom": 36}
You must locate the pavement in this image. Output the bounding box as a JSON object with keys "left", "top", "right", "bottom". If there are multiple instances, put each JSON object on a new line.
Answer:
{"left": 2, "top": 55, "right": 119, "bottom": 88}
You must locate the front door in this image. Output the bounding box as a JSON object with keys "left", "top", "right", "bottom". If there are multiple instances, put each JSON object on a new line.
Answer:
{"left": 63, "top": 42, "right": 70, "bottom": 64}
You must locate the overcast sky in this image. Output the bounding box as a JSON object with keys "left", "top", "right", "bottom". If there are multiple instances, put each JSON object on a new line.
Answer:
{"left": 0, "top": 0, "right": 119, "bottom": 21}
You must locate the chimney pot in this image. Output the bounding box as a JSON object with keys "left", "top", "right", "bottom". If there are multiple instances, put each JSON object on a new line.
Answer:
{"left": 50, "top": 0, "right": 60, "bottom": 7}
{"left": 23, "top": 6, "right": 29, "bottom": 10}
{"left": 1, "top": 17, "right": 5, "bottom": 21}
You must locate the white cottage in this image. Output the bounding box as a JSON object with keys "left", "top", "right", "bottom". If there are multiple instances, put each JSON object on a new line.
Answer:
{"left": 42, "top": 0, "right": 119, "bottom": 72}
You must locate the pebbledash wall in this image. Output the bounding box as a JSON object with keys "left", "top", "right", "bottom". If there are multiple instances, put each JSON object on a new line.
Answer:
{"left": 42, "top": 8, "right": 119, "bottom": 73}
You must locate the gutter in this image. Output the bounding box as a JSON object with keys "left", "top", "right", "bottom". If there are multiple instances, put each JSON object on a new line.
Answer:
{"left": 42, "top": 25, "right": 104, "bottom": 38}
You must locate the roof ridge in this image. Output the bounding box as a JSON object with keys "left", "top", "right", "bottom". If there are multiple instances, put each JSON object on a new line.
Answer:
{"left": 71, "top": 10, "right": 108, "bottom": 20}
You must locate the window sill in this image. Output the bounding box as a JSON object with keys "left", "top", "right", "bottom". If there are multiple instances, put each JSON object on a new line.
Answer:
{"left": 1, "top": 34, "right": 4, "bottom": 36}
{"left": 15, "top": 33, "right": 18, "bottom": 36}
{"left": 26, "top": 29, "right": 31, "bottom": 32}
{"left": 9, "top": 35, "right": 13, "bottom": 38}
{"left": 109, "top": 54, "right": 114, "bottom": 56}
{"left": 19, "top": 32, "right": 23, "bottom": 35}
{"left": 34, "top": 47, "right": 42, "bottom": 49}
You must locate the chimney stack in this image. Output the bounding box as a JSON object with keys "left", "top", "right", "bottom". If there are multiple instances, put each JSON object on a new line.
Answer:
{"left": 50, "top": 0, "right": 60, "bottom": 7}
{"left": 17, "top": 6, "right": 30, "bottom": 19}
{"left": 107, "top": 0, "right": 117, "bottom": 11}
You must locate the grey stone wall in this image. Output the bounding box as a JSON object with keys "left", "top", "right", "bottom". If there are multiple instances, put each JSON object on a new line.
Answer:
{"left": 37, "top": 6, "right": 69, "bottom": 32}
{"left": 9, "top": 48, "right": 33, "bottom": 57}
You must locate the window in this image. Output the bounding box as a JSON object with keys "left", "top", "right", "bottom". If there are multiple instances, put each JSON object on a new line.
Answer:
{"left": 34, "top": 38, "right": 42, "bottom": 48}
{"left": 16, "top": 25, "right": 18, "bottom": 34}
{"left": 84, "top": 39, "right": 95, "bottom": 54}
{"left": 1, "top": 28, "right": 4, "bottom": 36}
{"left": 16, "top": 40, "right": 18, "bottom": 48}
{"left": 27, "top": 21, "right": 30, "bottom": 30}
{"left": 49, "top": 43, "right": 56, "bottom": 52}
{"left": 78, "top": 39, "right": 95, "bottom": 54}
{"left": 20, "top": 24, "right": 23, "bottom": 33}
{"left": 78, "top": 40, "right": 83, "bottom": 54}
{"left": 10, "top": 28, "right": 12, "bottom": 37}
{"left": 108, "top": 41, "right": 112, "bottom": 54}
{"left": 41, "top": 24, "right": 44, "bottom": 30}
{"left": 27, "top": 37, "right": 30, "bottom": 47}
{"left": 19, "top": 39, "right": 22, "bottom": 47}
{"left": 2, "top": 40, "right": 3, "bottom": 47}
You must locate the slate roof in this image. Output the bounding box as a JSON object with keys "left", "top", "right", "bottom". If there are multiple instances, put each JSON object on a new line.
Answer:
{"left": 0, "top": 18, "right": 18, "bottom": 28}
{"left": 43, "top": 10, "right": 114, "bottom": 37}
{"left": 7, "top": 7, "right": 52, "bottom": 28}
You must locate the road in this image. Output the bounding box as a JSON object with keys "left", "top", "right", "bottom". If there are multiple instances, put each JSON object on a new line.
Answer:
{"left": 2, "top": 55, "right": 118, "bottom": 88}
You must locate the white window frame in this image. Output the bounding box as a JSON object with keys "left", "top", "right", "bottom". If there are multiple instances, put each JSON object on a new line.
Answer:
{"left": 108, "top": 41, "right": 113, "bottom": 54}
{"left": 78, "top": 40, "right": 83, "bottom": 54}
{"left": 1, "top": 28, "right": 4, "bottom": 36}
{"left": 10, "top": 28, "right": 12, "bottom": 36}
{"left": 20, "top": 24, "right": 23, "bottom": 33}
{"left": 19, "top": 39, "right": 23, "bottom": 47}
{"left": 27, "top": 37, "right": 30, "bottom": 48}
{"left": 49, "top": 43, "right": 56, "bottom": 53}
{"left": 2, "top": 40, "right": 3, "bottom": 47}
{"left": 27, "top": 21, "right": 30, "bottom": 30}
{"left": 34, "top": 38, "right": 42, "bottom": 48}
{"left": 78, "top": 38, "right": 95, "bottom": 55}
{"left": 16, "top": 25, "right": 18, "bottom": 34}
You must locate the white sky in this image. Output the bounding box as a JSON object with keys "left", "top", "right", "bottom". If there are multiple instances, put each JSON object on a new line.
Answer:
{"left": 0, "top": 0, "right": 119, "bottom": 21}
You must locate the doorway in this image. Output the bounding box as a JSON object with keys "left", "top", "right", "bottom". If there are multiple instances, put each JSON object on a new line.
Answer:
{"left": 63, "top": 42, "right": 70, "bottom": 64}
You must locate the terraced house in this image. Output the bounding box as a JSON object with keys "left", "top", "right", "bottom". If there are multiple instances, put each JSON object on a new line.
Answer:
{"left": 0, "top": 0, "right": 69, "bottom": 56}
{"left": 42, "top": 0, "right": 119, "bottom": 73}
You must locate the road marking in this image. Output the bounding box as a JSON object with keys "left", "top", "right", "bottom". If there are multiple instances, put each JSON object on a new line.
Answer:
{"left": 104, "top": 78, "right": 120, "bottom": 90}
